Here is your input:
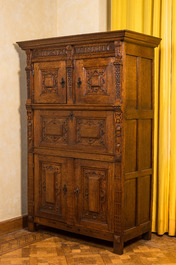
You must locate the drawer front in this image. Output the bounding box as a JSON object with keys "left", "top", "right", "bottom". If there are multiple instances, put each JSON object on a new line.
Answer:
{"left": 74, "top": 57, "right": 117, "bottom": 104}
{"left": 34, "top": 61, "right": 66, "bottom": 103}
{"left": 34, "top": 110, "right": 70, "bottom": 148}
{"left": 72, "top": 111, "right": 114, "bottom": 154}
{"left": 74, "top": 159, "right": 114, "bottom": 232}
{"left": 34, "top": 110, "right": 114, "bottom": 155}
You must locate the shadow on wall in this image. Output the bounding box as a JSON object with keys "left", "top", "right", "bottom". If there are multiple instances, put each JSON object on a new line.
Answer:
{"left": 14, "top": 44, "right": 28, "bottom": 217}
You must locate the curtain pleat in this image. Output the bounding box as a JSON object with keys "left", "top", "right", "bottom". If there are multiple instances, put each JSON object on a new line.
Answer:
{"left": 111, "top": 0, "right": 176, "bottom": 236}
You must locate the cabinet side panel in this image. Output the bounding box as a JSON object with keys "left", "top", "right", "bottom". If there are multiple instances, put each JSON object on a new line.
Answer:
{"left": 138, "top": 175, "right": 151, "bottom": 224}
{"left": 138, "top": 120, "right": 152, "bottom": 170}
{"left": 139, "top": 58, "right": 152, "bottom": 110}
{"left": 125, "top": 120, "right": 137, "bottom": 173}
{"left": 124, "top": 179, "right": 136, "bottom": 229}
{"left": 126, "top": 55, "right": 137, "bottom": 109}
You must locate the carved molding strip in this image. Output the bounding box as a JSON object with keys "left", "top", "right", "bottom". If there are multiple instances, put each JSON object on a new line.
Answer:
{"left": 114, "top": 64, "right": 121, "bottom": 99}
{"left": 114, "top": 108, "right": 122, "bottom": 157}
{"left": 67, "top": 67, "right": 72, "bottom": 98}
{"left": 33, "top": 48, "right": 66, "bottom": 58}
{"left": 75, "top": 43, "right": 115, "bottom": 54}
{"left": 27, "top": 108, "right": 33, "bottom": 152}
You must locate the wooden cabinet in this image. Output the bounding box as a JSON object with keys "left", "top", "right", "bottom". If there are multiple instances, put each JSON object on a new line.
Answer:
{"left": 17, "top": 30, "right": 160, "bottom": 254}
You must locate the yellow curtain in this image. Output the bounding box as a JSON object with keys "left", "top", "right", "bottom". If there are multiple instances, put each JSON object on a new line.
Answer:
{"left": 111, "top": 0, "right": 176, "bottom": 236}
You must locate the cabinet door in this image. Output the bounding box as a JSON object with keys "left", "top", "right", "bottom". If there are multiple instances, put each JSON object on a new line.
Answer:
{"left": 74, "top": 58, "right": 116, "bottom": 104}
{"left": 34, "top": 155, "right": 68, "bottom": 223}
{"left": 74, "top": 159, "right": 114, "bottom": 232}
{"left": 34, "top": 61, "right": 66, "bottom": 103}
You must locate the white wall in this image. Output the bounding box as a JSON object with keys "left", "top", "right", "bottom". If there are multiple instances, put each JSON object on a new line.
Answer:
{"left": 57, "top": 0, "right": 107, "bottom": 36}
{"left": 0, "top": 0, "right": 107, "bottom": 222}
{"left": 0, "top": 0, "right": 58, "bottom": 222}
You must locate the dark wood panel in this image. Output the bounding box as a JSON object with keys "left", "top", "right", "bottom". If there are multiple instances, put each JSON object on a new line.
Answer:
{"left": 124, "top": 180, "right": 136, "bottom": 229}
{"left": 138, "top": 120, "right": 152, "bottom": 170}
{"left": 125, "top": 120, "right": 137, "bottom": 173}
{"left": 137, "top": 175, "right": 151, "bottom": 224}
{"left": 126, "top": 55, "right": 137, "bottom": 109}
{"left": 138, "top": 58, "right": 152, "bottom": 110}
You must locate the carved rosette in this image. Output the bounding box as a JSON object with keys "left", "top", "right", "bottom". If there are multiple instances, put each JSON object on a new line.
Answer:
{"left": 27, "top": 108, "right": 33, "bottom": 152}
{"left": 114, "top": 41, "right": 123, "bottom": 99}
{"left": 114, "top": 107, "right": 122, "bottom": 158}
{"left": 85, "top": 68, "right": 108, "bottom": 96}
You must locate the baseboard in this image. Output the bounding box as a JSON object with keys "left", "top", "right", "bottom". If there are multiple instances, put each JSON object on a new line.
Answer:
{"left": 0, "top": 215, "right": 28, "bottom": 236}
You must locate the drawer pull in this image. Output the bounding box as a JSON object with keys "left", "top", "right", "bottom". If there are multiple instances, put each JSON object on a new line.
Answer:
{"left": 77, "top": 77, "right": 82, "bottom": 88}
{"left": 74, "top": 186, "right": 80, "bottom": 196}
{"left": 60, "top": 77, "right": 65, "bottom": 88}
{"left": 63, "top": 184, "right": 67, "bottom": 195}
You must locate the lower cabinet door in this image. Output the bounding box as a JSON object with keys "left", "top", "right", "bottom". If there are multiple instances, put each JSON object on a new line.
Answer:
{"left": 34, "top": 155, "right": 68, "bottom": 223}
{"left": 74, "top": 159, "right": 114, "bottom": 232}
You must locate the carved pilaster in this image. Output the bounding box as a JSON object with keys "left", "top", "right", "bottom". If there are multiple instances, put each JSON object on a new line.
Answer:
{"left": 27, "top": 107, "right": 33, "bottom": 153}
{"left": 114, "top": 41, "right": 123, "bottom": 99}
{"left": 25, "top": 50, "right": 33, "bottom": 100}
{"left": 66, "top": 45, "right": 74, "bottom": 101}
{"left": 114, "top": 106, "right": 123, "bottom": 158}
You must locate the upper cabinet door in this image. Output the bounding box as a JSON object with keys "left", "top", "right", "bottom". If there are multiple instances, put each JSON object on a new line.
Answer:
{"left": 74, "top": 58, "right": 116, "bottom": 104}
{"left": 34, "top": 61, "right": 66, "bottom": 103}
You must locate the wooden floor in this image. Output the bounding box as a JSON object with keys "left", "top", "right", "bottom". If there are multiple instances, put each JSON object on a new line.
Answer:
{"left": 0, "top": 228, "right": 176, "bottom": 264}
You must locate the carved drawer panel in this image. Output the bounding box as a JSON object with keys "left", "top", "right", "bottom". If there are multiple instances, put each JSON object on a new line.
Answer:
{"left": 34, "top": 110, "right": 70, "bottom": 148}
{"left": 74, "top": 159, "right": 114, "bottom": 232}
{"left": 74, "top": 58, "right": 117, "bottom": 104}
{"left": 34, "top": 61, "right": 66, "bottom": 103}
{"left": 72, "top": 111, "right": 114, "bottom": 154}
{"left": 34, "top": 110, "right": 114, "bottom": 154}
{"left": 34, "top": 155, "right": 68, "bottom": 222}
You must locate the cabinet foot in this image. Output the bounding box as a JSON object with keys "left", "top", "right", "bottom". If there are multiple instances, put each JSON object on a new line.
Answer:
{"left": 113, "top": 235, "right": 124, "bottom": 255}
{"left": 142, "top": 231, "right": 151, "bottom": 240}
{"left": 28, "top": 221, "right": 37, "bottom": 232}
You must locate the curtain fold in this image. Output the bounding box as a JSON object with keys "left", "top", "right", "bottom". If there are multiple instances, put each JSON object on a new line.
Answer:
{"left": 111, "top": 0, "right": 176, "bottom": 236}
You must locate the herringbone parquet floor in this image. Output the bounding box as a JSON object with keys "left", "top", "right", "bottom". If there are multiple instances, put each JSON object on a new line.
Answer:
{"left": 0, "top": 228, "right": 176, "bottom": 264}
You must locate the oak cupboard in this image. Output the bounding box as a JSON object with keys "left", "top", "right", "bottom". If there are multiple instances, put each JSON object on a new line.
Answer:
{"left": 17, "top": 30, "right": 160, "bottom": 254}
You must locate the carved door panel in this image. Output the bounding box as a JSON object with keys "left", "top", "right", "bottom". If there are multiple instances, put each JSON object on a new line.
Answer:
{"left": 74, "top": 58, "right": 116, "bottom": 104}
{"left": 34, "top": 61, "right": 66, "bottom": 103}
{"left": 34, "top": 110, "right": 71, "bottom": 148}
{"left": 70, "top": 111, "right": 114, "bottom": 154}
{"left": 34, "top": 155, "right": 69, "bottom": 223}
{"left": 74, "top": 159, "right": 114, "bottom": 232}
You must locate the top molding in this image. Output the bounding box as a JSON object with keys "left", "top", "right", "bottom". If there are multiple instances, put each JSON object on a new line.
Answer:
{"left": 17, "top": 30, "right": 161, "bottom": 50}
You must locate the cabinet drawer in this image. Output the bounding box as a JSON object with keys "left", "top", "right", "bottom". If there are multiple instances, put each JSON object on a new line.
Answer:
{"left": 34, "top": 110, "right": 114, "bottom": 154}
{"left": 34, "top": 110, "right": 70, "bottom": 148}
{"left": 34, "top": 61, "right": 66, "bottom": 103}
